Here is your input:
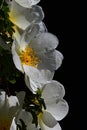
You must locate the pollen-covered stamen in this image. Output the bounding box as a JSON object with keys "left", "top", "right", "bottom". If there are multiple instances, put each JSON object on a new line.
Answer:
{"left": 0, "top": 119, "right": 11, "bottom": 130}
{"left": 19, "top": 46, "right": 40, "bottom": 67}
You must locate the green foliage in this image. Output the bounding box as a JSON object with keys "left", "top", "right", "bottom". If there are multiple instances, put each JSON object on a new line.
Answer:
{"left": 0, "top": 0, "right": 21, "bottom": 86}
{"left": 23, "top": 89, "right": 46, "bottom": 127}
{"left": 0, "top": 47, "right": 21, "bottom": 85}
{"left": 0, "top": 0, "right": 14, "bottom": 44}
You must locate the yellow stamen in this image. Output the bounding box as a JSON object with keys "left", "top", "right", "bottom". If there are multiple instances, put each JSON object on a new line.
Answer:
{"left": 32, "top": 97, "right": 40, "bottom": 106}
{"left": 19, "top": 46, "right": 40, "bottom": 67}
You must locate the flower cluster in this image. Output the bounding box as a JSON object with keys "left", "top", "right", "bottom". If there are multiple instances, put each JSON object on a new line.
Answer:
{"left": 0, "top": 0, "right": 69, "bottom": 130}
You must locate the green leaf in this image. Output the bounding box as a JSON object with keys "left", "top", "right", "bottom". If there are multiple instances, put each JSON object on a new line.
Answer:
{"left": 0, "top": 49, "right": 21, "bottom": 86}
{"left": 0, "top": 0, "right": 15, "bottom": 45}
{"left": 7, "top": 78, "right": 16, "bottom": 84}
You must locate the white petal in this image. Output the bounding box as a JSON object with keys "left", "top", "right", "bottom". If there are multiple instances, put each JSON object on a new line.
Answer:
{"left": 24, "top": 74, "right": 31, "bottom": 90}
{"left": 40, "top": 69, "right": 54, "bottom": 82}
{"left": 16, "top": 91, "right": 25, "bottom": 108}
{"left": 42, "top": 80, "right": 65, "bottom": 102}
{"left": 8, "top": 96, "right": 19, "bottom": 108}
{"left": 24, "top": 65, "right": 54, "bottom": 83}
{"left": 38, "top": 22, "right": 47, "bottom": 33}
{"left": 55, "top": 50, "right": 63, "bottom": 69}
{"left": 27, "top": 5, "right": 44, "bottom": 23}
{"left": 46, "top": 99, "right": 69, "bottom": 121}
{"left": 9, "top": 0, "right": 30, "bottom": 30}
{"left": 15, "top": 0, "right": 40, "bottom": 8}
{"left": 10, "top": 118, "right": 17, "bottom": 130}
{"left": 10, "top": 1, "right": 44, "bottom": 30}
{"left": 12, "top": 41, "right": 24, "bottom": 73}
{"left": 25, "top": 75, "right": 38, "bottom": 93}
{"left": 40, "top": 121, "right": 61, "bottom": 130}
{"left": 51, "top": 123, "right": 61, "bottom": 130}
{"left": 27, "top": 123, "right": 38, "bottom": 130}
{"left": 23, "top": 66, "right": 42, "bottom": 81}
{"left": 31, "top": 32, "right": 59, "bottom": 53}
{"left": 37, "top": 50, "right": 62, "bottom": 71}
{"left": 8, "top": 96, "right": 19, "bottom": 118}
{"left": 42, "top": 111, "right": 57, "bottom": 128}
{"left": 16, "top": 110, "right": 33, "bottom": 125}
{"left": 21, "top": 24, "right": 40, "bottom": 47}
{"left": 24, "top": 66, "right": 54, "bottom": 92}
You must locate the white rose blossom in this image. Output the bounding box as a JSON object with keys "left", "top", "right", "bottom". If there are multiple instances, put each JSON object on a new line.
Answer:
{"left": 37, "top": 80, "right": 69, "bottom": 130}
{"left": 9, "top": 0, "right": 44, "bottom": 30}
{"left": 14, "top": 80, "right": 68, "bottom": 130}
{"left": 0, "top": 90, "right": 25, "bottom": 130}
{"left": 12, "top": 24, "right": 63, "bottom": 93}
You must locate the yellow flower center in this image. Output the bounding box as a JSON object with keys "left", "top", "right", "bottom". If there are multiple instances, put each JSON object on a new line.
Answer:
{"left": 0, "top": 119, "right": 11, "bottom": 130}
{"left": 19, "top": 46, "right": 40, "bottom": 67}
{"left": 32, "top": 97, "right": 40, "bottom": 106}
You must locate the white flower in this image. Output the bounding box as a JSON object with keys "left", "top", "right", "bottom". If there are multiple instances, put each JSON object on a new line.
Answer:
{"left": 9, "top": 0, "right": 44, "bottom": 30}
{"left": 15, "top": 0, "right": 40, "bottom": 8}
{"left": 38, "top": 80, "right": 69, "bottom": 130}
{"left": 12, "top": 81, "right": 68, "bottom": 130}
{"left": 0, "top": 90, "right": 25, "bottom": 130}
{"left": 12, "top": 24, "right": 63, "bottom": 93}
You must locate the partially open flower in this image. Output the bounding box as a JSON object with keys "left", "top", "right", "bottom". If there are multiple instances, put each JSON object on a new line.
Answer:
{"left": 38, "top": 80, "right": 69, "bottom": 130}
{"left": 9, "top": 0, "right": 44, "bottom": 30}
{"left": 12, "top": 24, "right": 63, "bottom": 93}
{"left": 13, "top": 81, "right": 68, "bottom": 130}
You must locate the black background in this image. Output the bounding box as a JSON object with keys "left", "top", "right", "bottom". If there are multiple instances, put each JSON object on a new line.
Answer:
{"left": 39, "top": 0, "right": 84, "bottom": 129}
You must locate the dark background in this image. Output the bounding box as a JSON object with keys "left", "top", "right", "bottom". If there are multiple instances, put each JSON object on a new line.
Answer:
{"left": 39, "top": 0, "right": 84, "bottom": 129}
